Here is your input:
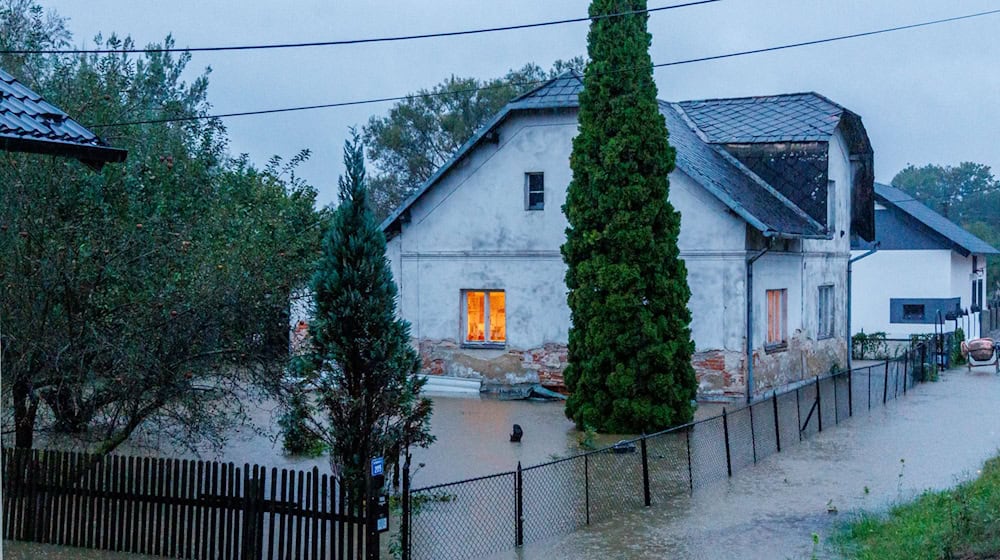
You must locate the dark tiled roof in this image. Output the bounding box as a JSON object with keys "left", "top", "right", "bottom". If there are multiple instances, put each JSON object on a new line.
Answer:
{"left": 676, "top": 93, "right": 846, "bottom": 144}
{"left": 381, "top": 72, "right": 846, "bottom": 238}
{"left": 0, "top": 67, "right": 126, "bottom": 167}
{"left": 873, "top": 183, "right": 999, "bottom": 255}
{"left": 662, "top": 101, "right": 823, "bottom": 237}
{"left": 508, "top": 72, "right": 583, "bottom": 109}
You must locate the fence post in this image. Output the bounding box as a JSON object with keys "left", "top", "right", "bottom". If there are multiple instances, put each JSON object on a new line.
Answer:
{"left": 685, "top": 428, "right": 693, "bottom": 493}
{"left": 641, "top": 436, "right": 651, "bottom": 507}
{"left": 903, "top": 352, "right": 908, "bottom": 395}
{"left": 795, "top": 389, "right": 802, "bottom": 442}
{"left": 883, "top": 360, "right": 889, "bottom": 405}
{"left": 816, "top": 376, "right": 823, "bottom": 433}
{"left": 401, "top": 458, "right": 410, "bottom": 560}
{"left": 867, "top": 366, "right": 872, "bottom": 410}
{"left": 772, "top": 392, "right": 781, "bottom": 453}
{"left": 515, "top": 462, "right": 523, "bottom": 547}
{"left": 833, "top": 373, "right": 839, "bottom": 425}
{"left": 584, "top": 454, "right": 591, "bottom": 525}
{"left": 921, "top": 343, "right": 927, "bottom": 382}
{"left": 848, "top": 365, "right": 853, "bottom": 418}
{"left": 722, "top": 408, "right": 732, "bottom": 478}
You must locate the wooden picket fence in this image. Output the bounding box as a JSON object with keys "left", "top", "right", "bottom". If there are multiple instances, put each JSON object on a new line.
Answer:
{"left": 1, "top": 448, "right": 368, "bottom": 559}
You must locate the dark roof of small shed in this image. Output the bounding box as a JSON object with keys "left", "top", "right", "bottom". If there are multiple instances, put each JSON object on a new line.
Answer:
{"left": 0, "top": 68, "right": 126, "bottom": 169}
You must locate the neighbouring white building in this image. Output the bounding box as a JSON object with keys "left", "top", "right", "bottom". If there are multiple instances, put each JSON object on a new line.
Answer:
{"left": 381, "top": 72, "right": 876, "bottom": 399}
{"left": 850, "top": 183, "right": 998, "bottom": 340}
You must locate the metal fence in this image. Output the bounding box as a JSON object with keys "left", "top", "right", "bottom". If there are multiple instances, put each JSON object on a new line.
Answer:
{"left": 1, "top": 448, "right": 368, "bottom": 560}
{"left": 399, "top": 342, "right": 937, "bottom": 560}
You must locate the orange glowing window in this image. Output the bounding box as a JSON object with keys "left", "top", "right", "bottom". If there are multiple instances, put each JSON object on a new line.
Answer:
{"left": 766, "top": 289, "right": 787, "bottom": 347}
{"left": 464, "top": 290, "right": 506, "bottom": 344}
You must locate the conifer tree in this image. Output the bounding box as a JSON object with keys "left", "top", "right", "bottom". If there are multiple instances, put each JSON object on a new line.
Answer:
{"left": 561, "top": 0, "right": 697, "bottom": 433}
{"left": 296, "top": 131, "right": 433, "bottom": 494}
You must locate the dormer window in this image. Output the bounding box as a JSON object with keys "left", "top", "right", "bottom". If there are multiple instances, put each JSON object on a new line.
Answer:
{"left": 525, "top": 172, "right": 544, "bottom": 211}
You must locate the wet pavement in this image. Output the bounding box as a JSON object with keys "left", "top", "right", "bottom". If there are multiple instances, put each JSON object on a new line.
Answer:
{"left": 6, "top": 365, "right": 1000, "bottom": 559}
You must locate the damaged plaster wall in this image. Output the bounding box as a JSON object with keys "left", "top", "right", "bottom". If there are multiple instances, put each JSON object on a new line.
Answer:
{"left": 385, "top": 111, "right": 855, "bottom": 399}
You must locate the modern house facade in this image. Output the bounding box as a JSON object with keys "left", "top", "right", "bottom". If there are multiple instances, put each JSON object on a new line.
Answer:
{"left": 851, "top": 183, "right": 998, "bottom": 339}
{"left": 381, "top": 72, "right": 876, "bottom": 399}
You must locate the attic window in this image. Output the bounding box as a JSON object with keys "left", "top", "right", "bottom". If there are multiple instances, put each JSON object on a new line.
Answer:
{"left": 525, "top": 172, "right": 544, "bottom": 211}
{"left": 464, "top": 290, "right": 506, "bottom": 346}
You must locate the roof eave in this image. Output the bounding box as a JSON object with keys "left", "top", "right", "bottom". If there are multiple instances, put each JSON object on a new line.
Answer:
{"left": 0, "top": 135, "right": 127, "bottom": 169}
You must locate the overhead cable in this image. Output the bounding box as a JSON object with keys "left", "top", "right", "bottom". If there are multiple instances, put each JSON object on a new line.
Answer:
{"left": 90, "top": 8, "right": 1000, "bottom": 128}
{"left": 1, "top": 0, "right": 721, "bottom": 55}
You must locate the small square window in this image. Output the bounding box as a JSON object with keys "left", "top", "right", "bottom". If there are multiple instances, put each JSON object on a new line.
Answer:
{"left": 903, "top": 304, "right": 925, "bottom": 321}
{"left": 463, "top": 290, "right": 506, "bottom": 346}
{"left": 525, "top": 172, "right": 544, "bottom": 211}
{"left": 766, "top": 289, "right": 787, "bottom": 349}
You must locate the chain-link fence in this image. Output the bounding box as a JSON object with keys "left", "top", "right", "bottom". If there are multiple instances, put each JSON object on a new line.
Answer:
{"left": 400, "top": 342, "right": 936, "bottom": 560}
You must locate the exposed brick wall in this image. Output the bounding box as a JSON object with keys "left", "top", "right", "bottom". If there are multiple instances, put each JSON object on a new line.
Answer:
{"left": 417, "top": 339, "right": 569, "bottom": 389}
{"left": 417, "top": 335, "right": 847, "bottom": 400}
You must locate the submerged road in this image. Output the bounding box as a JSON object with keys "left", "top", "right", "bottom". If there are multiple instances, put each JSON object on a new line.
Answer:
{"left": 489, "top": 366, "right": 1000, "bottom": 559}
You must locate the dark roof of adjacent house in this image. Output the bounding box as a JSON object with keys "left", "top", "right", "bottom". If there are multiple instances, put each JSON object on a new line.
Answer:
{"left": 382, "top": 71, "right": 873, "bottom": 239}
{"left": 854, "top": 183, "right": 999, "bottom": 256}
{"left": 0, "top": 68, "right": 126, "bottom": 169}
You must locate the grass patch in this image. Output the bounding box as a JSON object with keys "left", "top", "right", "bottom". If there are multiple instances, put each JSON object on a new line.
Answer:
{"left": 835, "top": 454, "right": 1000, "bottom": 559}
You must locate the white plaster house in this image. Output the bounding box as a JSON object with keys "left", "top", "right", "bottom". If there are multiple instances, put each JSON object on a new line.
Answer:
{"left": 850, "top": 183, "right": 998, "bottom": 340}
{"left": 381, "top": 72, "right": 876, "bottom": 399}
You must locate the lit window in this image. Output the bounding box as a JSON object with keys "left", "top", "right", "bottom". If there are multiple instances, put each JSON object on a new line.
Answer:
{"left": 818, "top": 285, "right": 834, "bottom": 339}
{"left": 525, "top": 172, "right": 544, "bottom": 211}
{"left": 464, "top": 290, "right": 506, "bottom": 345}
{"left": 766, "top": 289, "right": 787, "bottom": 348}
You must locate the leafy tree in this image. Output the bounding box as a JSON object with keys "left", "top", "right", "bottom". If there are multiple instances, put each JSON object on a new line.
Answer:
{"left": 892, "top": 163, "right": 1000, "bottom": 294}
{"left": 1, "top": 5, "right": 323, "bottom": 453}
{"left": 362, "top": 58, "right": 585, "bottom": 219}
{"left": 291, "top": 132, "right": 433, "bottom": 494}
{"left": 561, "top": 0, "right": 696, "bottom": 433}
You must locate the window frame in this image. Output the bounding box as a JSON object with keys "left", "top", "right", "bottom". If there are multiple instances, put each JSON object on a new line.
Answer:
{"left": 461, "top": 289, "right": 507, "bottom": 349}
{"left": 524, "top": 172, "right": 544, "bottom": 211}
{"left": 817, "top": 284, "right": 834, "bottom": 340}
{"left": 765, "top": 288, "right": 788, "bottom": 352}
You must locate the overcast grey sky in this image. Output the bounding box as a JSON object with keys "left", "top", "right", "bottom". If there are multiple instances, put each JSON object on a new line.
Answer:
{"left": 40, "top": 0, "right": 1000, "bottom": 207}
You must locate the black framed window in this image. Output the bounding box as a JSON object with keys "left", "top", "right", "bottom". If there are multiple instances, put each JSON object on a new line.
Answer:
{"left": 525, "top": 172, "right": 544, "bottom": 211}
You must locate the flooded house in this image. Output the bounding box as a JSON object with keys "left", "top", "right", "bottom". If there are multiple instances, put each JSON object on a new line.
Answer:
{"left": 850, "top": 182, "right": 998, "bottom": 341}
{"left": 381, "top": 72, "right": 876, "bottom": 399}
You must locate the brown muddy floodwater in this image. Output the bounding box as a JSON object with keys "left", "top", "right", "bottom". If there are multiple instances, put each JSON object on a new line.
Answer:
{"left": 7, "top": 366, "right": 1000, "bottom": 559}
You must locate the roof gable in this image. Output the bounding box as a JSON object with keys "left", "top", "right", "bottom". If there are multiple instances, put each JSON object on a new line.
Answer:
{"left": 382, "top": 74, "right": 865, "bottom": 240}
{"left": 0, "top": 67, "right": 126, "bottom": 169}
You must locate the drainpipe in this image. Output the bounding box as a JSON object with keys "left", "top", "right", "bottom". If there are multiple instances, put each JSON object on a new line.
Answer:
{"left": 847, "top": 242, "right": 880, "bottom": 373}
{"left": 746, "top": 240, "right": 773, "bottom": 404}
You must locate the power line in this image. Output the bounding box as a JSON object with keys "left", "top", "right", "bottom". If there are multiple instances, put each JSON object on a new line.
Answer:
{"left": 1, "top": 0, "right": 721, "bottom": 55}
{"left": 653, "top": 7, "right": 1000, "bottom": 68}
{"left": 90, "top": 8, "right": 1000, "bottom": 129}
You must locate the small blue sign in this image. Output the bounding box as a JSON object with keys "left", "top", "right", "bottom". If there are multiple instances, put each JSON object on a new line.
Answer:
{"left": 371, "top": 457, "right": 384, "bottom": 477}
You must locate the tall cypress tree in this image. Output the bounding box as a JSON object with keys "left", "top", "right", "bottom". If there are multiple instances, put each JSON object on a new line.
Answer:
{"left": 301, "top": 130, "right": 433, "bottom": 495}
{"left": 561, "top": 0, "right": 697, "bottom": 433}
